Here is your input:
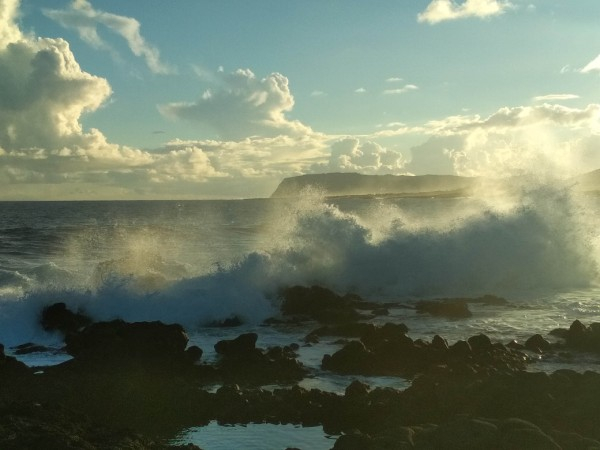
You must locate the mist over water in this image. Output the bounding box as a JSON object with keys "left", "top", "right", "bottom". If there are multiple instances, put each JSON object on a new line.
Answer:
{"left": 0, "top": 175, "right": 599, "bottom": 346}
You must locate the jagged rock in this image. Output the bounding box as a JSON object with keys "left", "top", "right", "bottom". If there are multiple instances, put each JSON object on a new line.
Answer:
{"left": 214, "top": 333, "right": 258, "bottom": 356}
{"left": 40, "top": 302, "right": 92, "bottom": 336}
{"left": 280, "top": 285, "right": 362, "bottom": 323}
{"left": 64, "top": 320, "right": 190, "bottom": 366}
{"left": 525, "top": 334, "right": 551, "bottom": 353}
{"left": 468, "top": 334, "right": 493, "bottom": 352}
{"left": 415, "top": 299, "right": 472, "bottom": 318}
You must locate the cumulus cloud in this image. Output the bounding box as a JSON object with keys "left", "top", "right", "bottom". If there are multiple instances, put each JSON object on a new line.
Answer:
{"left": 581, "top": 54, "right": 600, "bottom": 73}
{"left": 383, "top": 84, "right": 418, "bottom": 95}
{"left": 418, "top": 0, "right": 512, "bottom": 24}
{"left": 0, "top": 37, "right": 111, "bottom": 151}
{"left": 0, "top": 0, "right": 21, "bottom": 47}
{"left": 160, "top": 68, "right": 314, "bottom": 141}
{"left": 0, "top": 3, "right": 238, "bottom": 199}
{"left": 166, "top": 134, "right": 329, "bottom": 179}
{"left": 354, "top": 87, "right": 367, "bottom": 94}
{"left": 44, "top": 0, "right": 172, "bottom": 74}
{"left": 423, "top": 104, "right": 600, "bottom": 178}
{"left": 426, "top": 104, "right": 600, "bottom": 135}
{"left": 315, "top": 138, "right": 406, "bottom": 175}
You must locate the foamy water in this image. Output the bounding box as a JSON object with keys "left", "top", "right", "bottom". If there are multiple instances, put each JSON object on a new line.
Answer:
{"left": 0, "top": 182, "right": 599, "bottom": 351}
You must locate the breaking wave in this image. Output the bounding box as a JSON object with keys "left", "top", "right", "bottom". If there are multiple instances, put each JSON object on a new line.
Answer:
{"left": 0, "top": 179, "right": 598, "bottom": 345}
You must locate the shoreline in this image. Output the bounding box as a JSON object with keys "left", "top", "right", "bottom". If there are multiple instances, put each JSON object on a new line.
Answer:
{"left": 2, "top": 288, "right": 600, "bottom": 449}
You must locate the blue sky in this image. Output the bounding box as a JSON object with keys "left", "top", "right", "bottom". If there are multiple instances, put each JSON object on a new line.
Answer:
{"left": 0, "top": 0, "right": 599, "bottom": 199}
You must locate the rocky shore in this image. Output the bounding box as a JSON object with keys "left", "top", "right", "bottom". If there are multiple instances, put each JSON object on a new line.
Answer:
{"left": 3, "top": 287, "right": 600, "bottom": 449}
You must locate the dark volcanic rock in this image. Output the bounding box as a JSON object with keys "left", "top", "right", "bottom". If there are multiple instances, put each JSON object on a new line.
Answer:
{"left": 40, "top": 302, "right": 92, "bottom": 336}
{"left": 64, "top": 319, "right": 190, "bottom": 365}
{"left": 12, "top": 342, "right": 53, "bottom": 355}
{"left": 0, "top": 344, "right": 32, "bottom": 380}
{"left": 307, "top": 322, "right": 409, "bottom": 345}
{"left": 322, "top": 331, "right": 529, "bottom": 377}
{"left": 549, "top": 319, "right": 600, "bottom": 353}
{"left": 415, "top": 298, "right": 472, "bottom": 318}
{"left": 415, "top": 295, "right": 508, "bottom": 319}
{"left": 280, "top": 285, "right": 362, "bottom": 323}
{"left": 214, "top": 333, "right": 258, "bottom": 356}
{"left": 214, "top": 333, "right": 307, "bottom": 384}
{"left": 525, "top": 334, "right": 551, "bottom": 352}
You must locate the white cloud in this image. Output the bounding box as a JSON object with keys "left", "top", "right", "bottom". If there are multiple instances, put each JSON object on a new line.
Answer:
{"left": 581, "top": 54, "right": 600, "bottom": 73}
{"left": 386, "top": 77, "right": 403, "bottom": 83}
{"left": 423, "top": 104, "right": 600, "bottom": 178}
{"left": 383, "top": 84, "right": 418, "bottom": 95}
{"left": 0, "top": 0, "right": 22, "bottom": 48}
{"left": 310, "top": 90, "right": 326, "bottom": 97}
{"left": 0, "top": 37, "right": 111, "bottom": 151}
{"left": 354, "top": 87, "right": 367, "bottom": 94}
{"left": 418, "top": 0, "right": 512, "bottom": 24}
{"left": 426, "top": 104, "right": 600, "bottom": 135}
{"left": 159, "top": 68, "right": 314, "bottom": 141}
{"left": 44, "top": 0, "right": 172, "bottom": 74}
{"left": 316, "top": 138, "right": 406, "bottom": 175}
{"left": 533, "top": 94, "right": 579, "bottom": 102}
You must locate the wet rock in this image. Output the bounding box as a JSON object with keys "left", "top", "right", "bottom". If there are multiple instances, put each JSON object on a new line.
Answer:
{"left": 449, "top": 339, "right": 472, "bottom": 356}
{"left": 431, "top": 334, "right": 449, "bottom": 350}
{"left": 415, "top": 298, "right": 472, "bottom": 318}
{"left": 307, "top": 322, "right": 409, "bottom": 346}
{"left": 208, "top": 316, "right": 243, "bottom": 327}
{"left": 550, "top": 320, "right": 600, "bottom": 353}
{"left": 323, "top": 341, "right": 371, "bottom": 375}
{"left": 415, "top": 417, "right": 498, "bottom": 449}
{"left": 40, "top": 302, "right": 92, "bottom": 336}
{"left": 280, "top": 285, "right": 363, "bottom": 323}
{"left": 332, "top": 431, "right": 374, "bottom": 450}
{"left": 499, "top": 418, "right": 561, "bottom": 450}
{"left": 468, "top": 334, "right": 493, "bottom": 353}
{"left": 525, "top": 334, "right": 551, "bottom": 353}
{"left": 12, "top": 342, "right": 53, "bottom": 355}
{"left": 214, "top": 333, "right": 258, "bottom": 356}
{"left": 0, "top": 343, "right": 32, "bottom": 380}
{"left": 323, "top": 329, "right": 529, "bottom": 378}
{"left": 64, "top": 320, "right": 190, "bottom": 366}
{"left": 345, "top": 380, "right": 370, "bottom": 398}
{"left": 214, "top": 334, "right": 307, "bottom": 384}
{"left": 506, "top": 339, "right": 524, "bottom": 350}
{"left": 185, "top": 345, "right": 203, "bottom": 363}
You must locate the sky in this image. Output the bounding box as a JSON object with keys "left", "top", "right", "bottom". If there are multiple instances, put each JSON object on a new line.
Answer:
{"left": 0, "top": 0, "right": 599, "bottom": 199}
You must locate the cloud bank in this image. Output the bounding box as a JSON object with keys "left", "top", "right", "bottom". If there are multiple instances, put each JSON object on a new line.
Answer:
{"left": 421, "top": 104, "right": 600, "bottom": 177}
{"left": 418, "top": 0, "right": 512, "bottom": 24}
{"left": 44, "top": 0, "right": 172, "bottom": 74}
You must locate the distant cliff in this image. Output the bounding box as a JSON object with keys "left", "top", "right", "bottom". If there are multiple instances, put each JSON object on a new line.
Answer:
{"left": 270, "top": 173, "right": 477, "bottom": 198}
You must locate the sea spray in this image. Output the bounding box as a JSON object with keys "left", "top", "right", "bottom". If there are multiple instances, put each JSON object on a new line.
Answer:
{"left": 0, "top": 183, "right": 598, "bottom": 346}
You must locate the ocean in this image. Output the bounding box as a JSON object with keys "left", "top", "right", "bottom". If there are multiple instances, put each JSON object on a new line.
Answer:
{"left": 2, "top": 182, "right": 600, "bottom": 448}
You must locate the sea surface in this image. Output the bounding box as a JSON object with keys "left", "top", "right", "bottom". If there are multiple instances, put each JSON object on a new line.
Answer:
{"left": 2, "top": 183, "right": 600, "bottom": 449}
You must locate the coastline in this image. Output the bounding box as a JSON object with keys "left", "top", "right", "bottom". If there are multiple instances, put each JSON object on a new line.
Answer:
{"left": 3, "top": 288, "right": 600, "bottom": 449}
